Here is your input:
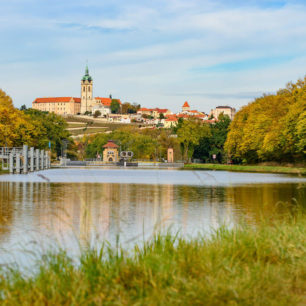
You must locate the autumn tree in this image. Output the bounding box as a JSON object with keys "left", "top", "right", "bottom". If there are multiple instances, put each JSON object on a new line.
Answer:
{"left": 225, "top": 77, "right": 306, "bottom": 163}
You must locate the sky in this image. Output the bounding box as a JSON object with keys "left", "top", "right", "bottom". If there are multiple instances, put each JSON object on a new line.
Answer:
{"left": 0, "top": 0, "right": 305, "bottom": 113}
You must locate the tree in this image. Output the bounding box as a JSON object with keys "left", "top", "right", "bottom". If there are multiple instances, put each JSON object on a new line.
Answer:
{"left": 110, "top": 99, "right": 120, "bottom": 114}
{"left": 20, "top": 104, "right": 27, "bottom": 111}
{"left": 93, "top": 110, "right": 101, "bottom": 118}
{"left": 177, "top": 119, "right": 211, "bottom": 162}
{"left": 193, "top": 114, "right": 231, "bottom": 163}
{"left": 159, "top": 113, "right": 165, "bottom": 119}
{"left": 23, "top": 108, "right": 72, "bottom": 157}
{"left": 0, "top": 90, "right": 38, "bottom": 147}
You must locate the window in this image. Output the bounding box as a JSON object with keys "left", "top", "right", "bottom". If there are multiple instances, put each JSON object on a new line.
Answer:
{"left": 88, "top": 86, "right": 90, "bottom": 91}
{"left": 83, "top": 87, "right": 85, "bottom": 92}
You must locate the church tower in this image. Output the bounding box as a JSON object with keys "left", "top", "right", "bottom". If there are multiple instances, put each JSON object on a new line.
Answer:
{"left": 80, "top": 65, "right": 94, "bottom": 114}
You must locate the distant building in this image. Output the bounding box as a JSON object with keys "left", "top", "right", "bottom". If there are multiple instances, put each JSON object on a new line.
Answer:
{"left": 103, "top": 140, "right": 119, "bottom": 162}
{"left": 210, "top": 106, "right": 236, "bottom": 120}
{"left": 182, "top": 101, "right": 191, "bottom": 112}
{"left": 179, "top": 101, "right": 206, "bottom": 118}
{"left": 164, "top": 115, "right": 178, "bottom": 128}
{"left": 32, "top": 97, "right": 81, "bottom": 115}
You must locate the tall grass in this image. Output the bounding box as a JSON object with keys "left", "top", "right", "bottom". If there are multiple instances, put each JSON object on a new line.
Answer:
{"left": 0, "top": 211, "right": 305, "bottom": 305}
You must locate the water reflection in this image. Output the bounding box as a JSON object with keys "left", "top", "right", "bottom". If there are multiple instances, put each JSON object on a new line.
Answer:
{"left": 0, "top": 181, "right": 305, "bottom": 266}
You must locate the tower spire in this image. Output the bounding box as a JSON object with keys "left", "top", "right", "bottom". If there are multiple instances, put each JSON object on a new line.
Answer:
{"left": 85, "top": 61, "right": 89, "bottom": 75}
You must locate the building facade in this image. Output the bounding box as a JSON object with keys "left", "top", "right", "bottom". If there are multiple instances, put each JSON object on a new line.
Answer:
{"left": 32, "top": 97, "right": 81, "bottom": 115}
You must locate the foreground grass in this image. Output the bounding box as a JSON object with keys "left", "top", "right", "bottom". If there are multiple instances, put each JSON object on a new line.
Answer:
{"left": 0, "top": 213, "right": 305, "bottom": 305}
{"left": 185, "top": 163, "right": 306, "bottom": 176}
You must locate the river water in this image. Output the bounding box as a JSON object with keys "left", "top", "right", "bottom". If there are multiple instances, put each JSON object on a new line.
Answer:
{"left": 0, "top": 168, "right": 305, "bottom": 267}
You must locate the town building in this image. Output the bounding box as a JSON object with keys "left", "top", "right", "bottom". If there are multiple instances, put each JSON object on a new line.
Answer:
{"left": 32, "top": 97, "right": 81, "bottom": 115}
{"left": 210, "top": 106, "right": 236, "bottom": 120}
{"left": 164, "top": 116, "right": 178, "bottom": 128}
{"left": 137, "top": 108, "right": 172, "bottom": 119}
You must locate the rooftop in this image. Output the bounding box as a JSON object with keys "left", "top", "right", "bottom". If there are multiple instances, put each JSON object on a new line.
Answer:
{"left": 33, "top": 97, "right": 81, "bottom": 103}
{"left": 103, "top": 140, "right": 119, "bottom": 149}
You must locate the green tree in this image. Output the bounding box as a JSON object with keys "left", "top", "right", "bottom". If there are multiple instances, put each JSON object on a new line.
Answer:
{"left": 93, "top": 110, "right": 101, "bottom": 118}
{"left": 193, "top": 114, "right": 231, "bottom": 163}
{"left": 177, "top": 119, "right": 211, "bottom": 162}
{"left": 110, "top": 99, "right": 120, "bottom": 114}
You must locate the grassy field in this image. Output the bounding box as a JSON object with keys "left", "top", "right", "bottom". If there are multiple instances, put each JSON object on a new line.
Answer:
{"left": 0, "top": 210, "right": 305, "bottom": 305}
{"left": 185, "top": 163, "right": 306, "bottom": 176}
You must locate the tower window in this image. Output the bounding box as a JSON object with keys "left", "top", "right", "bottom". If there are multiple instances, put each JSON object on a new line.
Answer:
{"left": 88, "top": 86, "right": 90, "bottom": 91}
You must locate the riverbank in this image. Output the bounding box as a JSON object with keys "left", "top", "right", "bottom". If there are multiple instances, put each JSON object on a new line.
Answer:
{"left": 184, "top": 163, "right": 306, "bottom": 176}
{"left": 0, "top": 212, "right": 305, "bottom": 305}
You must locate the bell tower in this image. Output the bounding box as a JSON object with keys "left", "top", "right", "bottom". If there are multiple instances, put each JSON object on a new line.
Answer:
{"left": 80, "top": 64, "right": 93, "bottom": 114}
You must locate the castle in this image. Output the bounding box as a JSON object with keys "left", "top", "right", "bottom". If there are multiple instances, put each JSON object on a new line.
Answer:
{"left": 32, "top": 66, "right": 121, "bottom": 115}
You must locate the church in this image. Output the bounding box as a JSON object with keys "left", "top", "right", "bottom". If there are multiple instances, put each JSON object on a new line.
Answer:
{"left": 32, "top": 66, "right": 121, "bottom": 116}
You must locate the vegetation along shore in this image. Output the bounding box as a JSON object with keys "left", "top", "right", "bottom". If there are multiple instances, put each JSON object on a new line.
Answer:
{"left": 184, "top": 163, "right": 306, "bottom": 176}
{"left": 0, "top": 209, "right": 305, "bottom": 305}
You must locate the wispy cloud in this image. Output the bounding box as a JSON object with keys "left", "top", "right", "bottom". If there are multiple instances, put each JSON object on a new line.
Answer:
{"left": 0, "top": 0, "right": 305, "bottom": 112}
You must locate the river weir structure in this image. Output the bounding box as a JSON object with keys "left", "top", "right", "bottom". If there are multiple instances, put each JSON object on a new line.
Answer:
{"left": 0, "top": 145, "right": 51, "bottom": 174}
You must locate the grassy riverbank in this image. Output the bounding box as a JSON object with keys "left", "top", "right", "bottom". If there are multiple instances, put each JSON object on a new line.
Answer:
{"left": 0, "top": 212, "right": 305, "bottom": 305}
{"left": 185, "top": 163, "right": 306, "bottom": 175}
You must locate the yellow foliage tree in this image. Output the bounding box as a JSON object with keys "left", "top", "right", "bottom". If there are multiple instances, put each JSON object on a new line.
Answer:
{"left": 0, "top": 89, "right": 42, "bottom": 147}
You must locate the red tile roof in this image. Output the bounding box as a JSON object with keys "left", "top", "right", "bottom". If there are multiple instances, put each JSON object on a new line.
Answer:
{"left": 95, "top": 97, "right": 122, "bottom": 107}
{"left": 182, "top": 101, "right": 190, "bottom": 108}
{"left": 103, "top": 140, "right": 119, "bottom": 148}
{"left": 138, "top": 107, "right": 152, "bottom": 112}
{"left": 33, "top": 97, "right": 81, "bottom": 103}
{"left": 154, "top": 108, "right": 169, "bottom": 113}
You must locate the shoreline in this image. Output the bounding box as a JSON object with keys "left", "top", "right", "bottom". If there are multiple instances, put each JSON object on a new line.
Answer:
{"left": 184, "top": 163, "right": 306, "bottom": 176}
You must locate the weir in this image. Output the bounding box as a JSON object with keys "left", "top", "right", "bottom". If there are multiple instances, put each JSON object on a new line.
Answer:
{"left": 0, "top": 145, "right": 50, "bottom": 174}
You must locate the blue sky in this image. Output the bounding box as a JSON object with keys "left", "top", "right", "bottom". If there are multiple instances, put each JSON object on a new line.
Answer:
{"left": 0, "top": 0, "right": 305, "bottom": 112}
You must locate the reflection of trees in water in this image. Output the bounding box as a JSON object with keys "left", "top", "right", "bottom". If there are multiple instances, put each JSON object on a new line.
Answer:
{"left": 0, "top": 182, "right": 304, "bottom": 246}
{"left": 0, "top": 182, "right": 15, "bottom": 237}
{"left": 225, "top": 183, "right": 306, "bottom": 223}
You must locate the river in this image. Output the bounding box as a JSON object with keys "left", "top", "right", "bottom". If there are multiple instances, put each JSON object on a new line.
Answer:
{"left": 0, "top": 168, "right": 305, "bottom": 268}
